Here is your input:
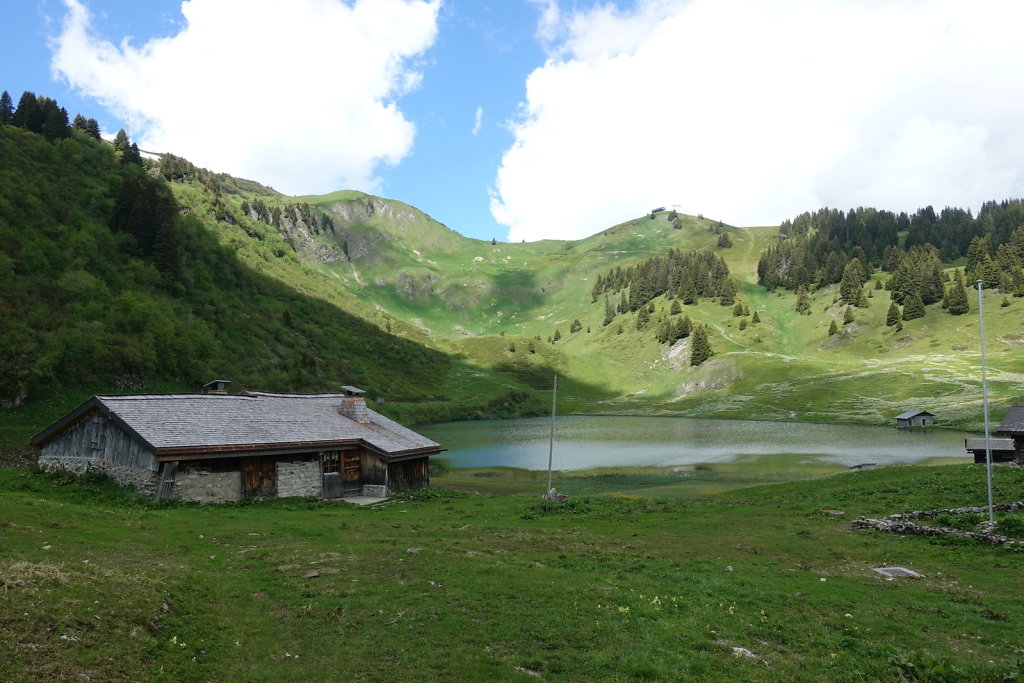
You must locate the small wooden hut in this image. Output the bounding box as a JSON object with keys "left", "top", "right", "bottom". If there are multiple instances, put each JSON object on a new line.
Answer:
{"left": 895, "top": 410, "right": 935, "bottom": 429}
{"left": 998, "top": 404, "right": 1024, "bottom": 464}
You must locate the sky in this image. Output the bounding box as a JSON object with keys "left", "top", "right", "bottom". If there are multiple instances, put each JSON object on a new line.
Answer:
{"left": 3, "top": 0, "right": 1024, "bottom": 243}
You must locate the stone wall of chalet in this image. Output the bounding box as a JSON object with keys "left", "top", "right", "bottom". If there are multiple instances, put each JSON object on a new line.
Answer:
{"left": 276, "top": 457, "right": 320, "bottom": 498}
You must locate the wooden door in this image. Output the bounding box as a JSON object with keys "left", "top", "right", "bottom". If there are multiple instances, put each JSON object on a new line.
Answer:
{"left": 341, "top": 451, "right": 361, "bottom": 494}
{"left": 241, "top": 456, "right": 277, "bottom": 499}
{"left": 321, "top": 452, "right": 342, "bottom": 499}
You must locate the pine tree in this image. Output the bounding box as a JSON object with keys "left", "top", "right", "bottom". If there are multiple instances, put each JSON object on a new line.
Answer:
{"left": 886, "top": 301, "right": 900, "bottom": 326}
{"left": 751, "top": 310, "right": 761, "bottom": 324}
{"left": 603, "top": 296, "right": 615, "bottom": 326}
{"left": 113, "top": 128, "right": 131, "bottom": 153}
{"left": 14, "top": 91, "right": 43, "bottom": 133}
{"left": 0, "top": 91, "right": 13, "bottom": 125}
{"left": 670, "top": 299, "right": 682, "bottom": 315}
{"left": 842, "top": 306, "right": 854, "bottom": 325}
{"left": 902, "top": 292, "right": 925, "bottom": 320}
{"left": 636, "top": 306, "right": 650, "bottom": 329}
{"left": 85, "top": 118, "right": 101, "bottom": 140}
{"left": 732, "top": 301, "right": 745, "bottom": 317}
{"left": 947, "top": 271, "right": 969, "bottom": 315}
{"left": 676, "top": 315, "right": 692, "bottom": 340}
{"left": 717, "top": 232, "right": 733, "bottom": 248}
{"left": 795, "top": 285, "right": 810, "bottom": 314}
{"left": 828, "top": 319, "right": 838, "bottom": 336}
{"left": 553, "top": 329, "right": 562, "bottom": 342}
{"left": 719, "top": 279, "right": 736, "bottom": 306}
{"left": 690, "top": 325, "right": 713, "bottom": 366}
{"left": 738, "top": 319, "right": 748, "bottom": 330}
{"left": 839, "top": 257, "right": 865, "bottom": 304}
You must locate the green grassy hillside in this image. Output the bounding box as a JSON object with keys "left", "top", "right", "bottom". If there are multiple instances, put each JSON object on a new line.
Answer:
{"left": 0, "top": 126, "right": 553, "bottom": 459}
{"left": 3, "top": 464, "right": 1024, "bottom": 680}
{"left": 271, "top": 190, "right": 1022, "bottom": 432}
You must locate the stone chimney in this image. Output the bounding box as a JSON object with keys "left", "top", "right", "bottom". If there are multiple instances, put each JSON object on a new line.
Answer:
{"left": 338, "top": 386, "right": 371, "bottom": 423}
{"left": 202, "top": 379, "right": 231, "bottom": 395}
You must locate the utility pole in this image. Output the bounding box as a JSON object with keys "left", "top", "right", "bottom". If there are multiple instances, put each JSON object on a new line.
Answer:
{"left": 546, "top": 374, "right": 557, "bottom": 494}
{"left": 978, "top": 281, "right": 994, "bottom": 524}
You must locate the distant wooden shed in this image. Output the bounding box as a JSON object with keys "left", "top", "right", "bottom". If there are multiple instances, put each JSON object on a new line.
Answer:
{"left": 997, "top": 404, "right": 1024, "bottom": 464}
{"left": 895, "top": 410, "right": 935, "bottom": 429}
{"left": 31, "top": 387, "right": 443, "bottom": 503}
{"left": 964, "top": 438, "right": 1016, "bottom": 464}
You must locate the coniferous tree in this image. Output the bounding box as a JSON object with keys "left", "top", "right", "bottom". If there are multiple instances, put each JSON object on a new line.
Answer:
{"left": 603, "top": 296, "right": 615, "bottom": 326}
{"left": 72, "top": 113, "right": 89, "bottom": 131}
{"left": 795, "top": 285, "right": 810, "bottom": 314}
{"left": 670, "top": 299, "right": 682, "bottom": 315}
{"left": 690, "top": 325, "right": 713, "bottom": 366}
{"left": 886, "top": 301, "right": 901, "bottom": 326}
{"left": 113, "top": 128, "right": 131, "bottom": 153}
{"left": 839, "top": 257, "right": 865, "bottom": 305}
{"left": 842, "top": 306, "right": 855, "bottom": 325}
{"left": 717, "top": 232, "right": 733, "bottom": 248}
{"left": 636, "top": 306, "right": 649, "bottom": 329}
{"left": 40, "top": 102, "right": 69, "bottom": 141}
{"left": 828, "top": 319, "right": 838, "bottom": 336}
{"left": 676, "top": 315, "right": 692, "bottom": 340}
{"left": 553, "top": 329, "right": 561, "bottom": 342}
{"left": 719, "top": 279, "right": 736, "bottom": 306}
{"left": 0, "top": 91, "right": 13, "bottom": 125}
{"left": 738, "top": 318, "right": 748, "bottom": 330}
{"left": 85, "top": 118, "right": 101, "bottom": 140}
{"left": 13, "top": 91, "right": 41, "bottom": 131}
{"left": 751, "top": 310, "right": 761, "bottom": 324}
{"left": 946, "top": 271, "right": 968, "bottom": 315}
{"left": 732, "top": 301, "right": 745, "bottom": 317}
{"left": 902, "top": 292, "right": 925, "bottom": 320}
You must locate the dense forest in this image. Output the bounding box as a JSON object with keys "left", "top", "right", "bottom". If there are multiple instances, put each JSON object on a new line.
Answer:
{"left": 0, "top": 90, "right": 449, "bottom": 410}
{"left": 757, "top": 203, "right": 1024, "bottom": 315}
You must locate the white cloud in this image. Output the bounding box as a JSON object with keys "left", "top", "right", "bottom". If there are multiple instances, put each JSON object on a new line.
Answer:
{"left": 472, "top": 105, "right": 483, "bottom": 135}
{"left": 493, "top": 0, "right": 1024, "bottom": 242}
{"left": 51, "top": 0, "right": 440, "bottom": 195}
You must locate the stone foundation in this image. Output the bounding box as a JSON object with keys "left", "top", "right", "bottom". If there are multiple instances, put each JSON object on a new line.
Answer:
{"left": 362, "top": 484, "right": 388, "bottom": 498}
{"left": 277, "top": 458, "right": 320, "bottom": 498}
{"left": 172, "top": 465, "right": 242, "bottom": 503}
{"left": 38, "top": 457, "right": 160, "bottom": 498}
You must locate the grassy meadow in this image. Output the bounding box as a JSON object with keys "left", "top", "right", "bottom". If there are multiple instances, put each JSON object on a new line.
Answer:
{"left": 3, "top": 463, "right": 1024, "bottom": 681}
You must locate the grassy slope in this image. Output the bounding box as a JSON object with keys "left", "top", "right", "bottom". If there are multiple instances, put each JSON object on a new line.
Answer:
{"left": 282, "top": 195, "right": 1023, "bottom": 431}
{"left": 3, "top": 464, "right": 1024, "bottom": 681}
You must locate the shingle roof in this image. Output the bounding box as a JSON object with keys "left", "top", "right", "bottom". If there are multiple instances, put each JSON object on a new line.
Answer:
{"left": 965, "top": 438, "right": 1014, "bottom": 450}
{"left": 896, "top": 410, "right": 935, "bottom": 420}
{"left": 34, "top": 392, "right": 441, "bottom": 459}
{"left": 999, "top": 404, "right": 1024, "bottom": 434}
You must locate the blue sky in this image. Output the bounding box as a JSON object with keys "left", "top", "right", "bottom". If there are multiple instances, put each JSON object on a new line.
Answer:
{"left": 4, "top": 1, "right": 1024, "bottom": 243}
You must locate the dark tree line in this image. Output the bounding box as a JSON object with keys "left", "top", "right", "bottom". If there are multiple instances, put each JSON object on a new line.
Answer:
{"left": 2, "top": 89, "right": 100, "bottom": 143}
{"left": 591, "top": 248, "right": 732, "bottom": 318}
{"left": 763, "top": 201, "right": 1024, "bottom": 294}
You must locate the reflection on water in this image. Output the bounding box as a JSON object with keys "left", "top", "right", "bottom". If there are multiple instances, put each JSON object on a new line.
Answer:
{"left": 420, "top": 416, "right": 974, "bottom": 471}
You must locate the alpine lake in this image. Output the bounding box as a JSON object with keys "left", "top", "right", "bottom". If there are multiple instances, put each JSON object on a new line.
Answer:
{"left": 420, "top": 416, "right": 980, "bottom": 498}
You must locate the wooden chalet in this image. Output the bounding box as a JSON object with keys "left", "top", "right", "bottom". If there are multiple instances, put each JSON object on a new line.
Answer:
{"left": 31, "top": 386, "right": 443, "bottom": 503}
{"left": 964, "top": 438, "right": 1016, "bottom": 464}
{"left": 998, "top": 404, "right": 1024, "bottom": 464}
{"left": 895, "top": 410, "right": 935, "bottom": 429}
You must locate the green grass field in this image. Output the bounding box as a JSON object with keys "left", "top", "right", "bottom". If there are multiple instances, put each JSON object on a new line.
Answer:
{"left": 3, "top": 463, "right": 1024, "bottom": 681}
